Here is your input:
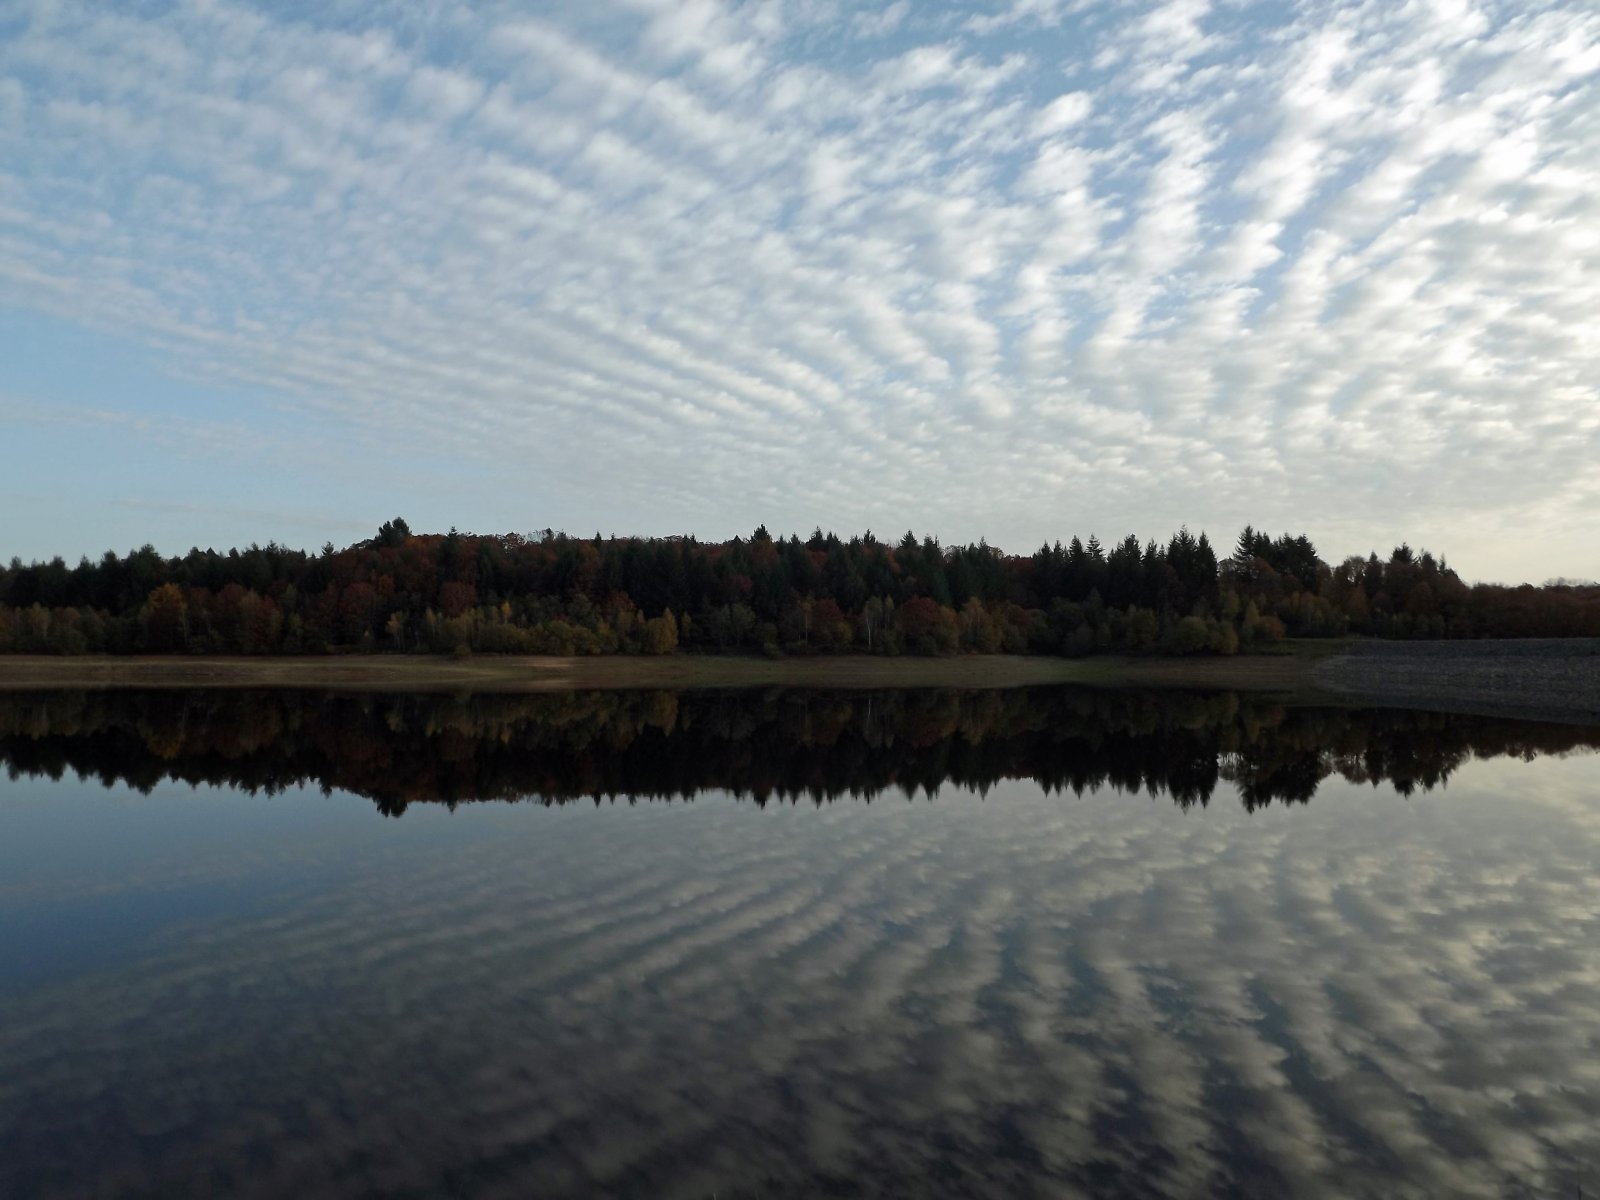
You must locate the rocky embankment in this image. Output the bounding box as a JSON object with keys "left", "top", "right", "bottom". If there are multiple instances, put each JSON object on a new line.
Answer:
{"left": 1316, "top": 639, "right": 1600, "bottom": 724}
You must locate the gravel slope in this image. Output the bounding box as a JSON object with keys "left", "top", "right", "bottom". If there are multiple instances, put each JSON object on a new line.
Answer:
{"left": 1315, "top": 638, "right": 1600, "bottom": 724}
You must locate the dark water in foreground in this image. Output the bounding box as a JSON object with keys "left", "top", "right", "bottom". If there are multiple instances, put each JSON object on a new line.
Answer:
{"left": 1, "top": 688, "right": 1598, "bottom": 1198}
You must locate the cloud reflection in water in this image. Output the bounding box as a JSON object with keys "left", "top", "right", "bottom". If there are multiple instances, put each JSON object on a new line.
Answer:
{"left": 0, "top": 699, "right": 1598, "bottom": 1197}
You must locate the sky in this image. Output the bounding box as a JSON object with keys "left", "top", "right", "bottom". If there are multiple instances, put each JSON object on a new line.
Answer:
{"left": 1, "top": 0, "right": 1596, "bottom": 583}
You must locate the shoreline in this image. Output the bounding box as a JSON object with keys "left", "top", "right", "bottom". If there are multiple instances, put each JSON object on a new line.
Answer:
{"left": 0, "top": 650, "right": 1329, "bottom": 694}
{"left": 1313, "top": 638, "right": 1600, "bottom": 725}
{"left": 3, "top": 642, "right": 1596, "bottom": 724}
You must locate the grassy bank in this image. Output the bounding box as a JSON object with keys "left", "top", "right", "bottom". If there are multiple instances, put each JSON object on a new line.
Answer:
{"left": 0, "top": 649, "right": 1337, "bottom": 693}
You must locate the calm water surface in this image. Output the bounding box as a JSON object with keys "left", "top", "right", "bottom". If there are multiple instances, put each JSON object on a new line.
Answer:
{"left": 2, "top": 688, "right": 1598, "bottom": 1198}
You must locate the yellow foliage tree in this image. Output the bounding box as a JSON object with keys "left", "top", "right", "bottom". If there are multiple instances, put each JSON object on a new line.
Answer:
{"left": 641, "top": 609, "right": 679, "bottom": 655}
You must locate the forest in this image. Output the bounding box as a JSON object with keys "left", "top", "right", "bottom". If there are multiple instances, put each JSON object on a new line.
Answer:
{"left": 1, "top": 520, "right": 1596, "bottom": 657}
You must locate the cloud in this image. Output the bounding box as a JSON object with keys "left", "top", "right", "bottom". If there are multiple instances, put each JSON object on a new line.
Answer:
{"left": 1033, "top": 89, "right": 1092, "bottom": 136}
{"left": 0, "top": 0, "right": 1596, "bottom": 576}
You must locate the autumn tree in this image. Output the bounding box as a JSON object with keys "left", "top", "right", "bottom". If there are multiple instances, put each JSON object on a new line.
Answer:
{"left": 140, "top": 583, "right": 188, "bottom": 652}
{"left": 641, "top": 609, "right": 679, "bottom": 655}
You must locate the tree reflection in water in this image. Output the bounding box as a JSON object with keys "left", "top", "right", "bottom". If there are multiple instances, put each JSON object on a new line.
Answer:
{"left": 3, "top": 687, "right": 1595, "bottom": 815}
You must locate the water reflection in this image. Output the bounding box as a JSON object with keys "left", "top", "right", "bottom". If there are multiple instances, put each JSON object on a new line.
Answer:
{"left": 1, "top": 690, "right": 1598, "bottom": 1198}
{"left": 3, "top": 687, "right": 1598, "bottom": 814}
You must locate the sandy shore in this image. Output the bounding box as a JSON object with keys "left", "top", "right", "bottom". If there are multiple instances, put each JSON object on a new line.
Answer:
{"left": 0, "top": 650, "right": 1324, "bottom": 693}
{"left": 5, "top": 642, "right": 1595, "bottom": 722}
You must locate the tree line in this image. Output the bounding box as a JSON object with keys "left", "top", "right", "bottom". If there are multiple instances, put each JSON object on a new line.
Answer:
{"left": 5, "top": 687, "right": 1592, "bottom": 814}
{"left": 1, "top": 519, "right": 1595, "bottom": 657}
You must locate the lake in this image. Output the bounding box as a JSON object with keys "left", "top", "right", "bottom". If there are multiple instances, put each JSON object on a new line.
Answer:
{"left": 2, "top": 687, "right": 1598, "bottom": 1198}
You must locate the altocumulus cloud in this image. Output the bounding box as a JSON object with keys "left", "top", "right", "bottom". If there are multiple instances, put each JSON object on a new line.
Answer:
{"left": 0, "top": 0, "right": 1596, "bottom": 578}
